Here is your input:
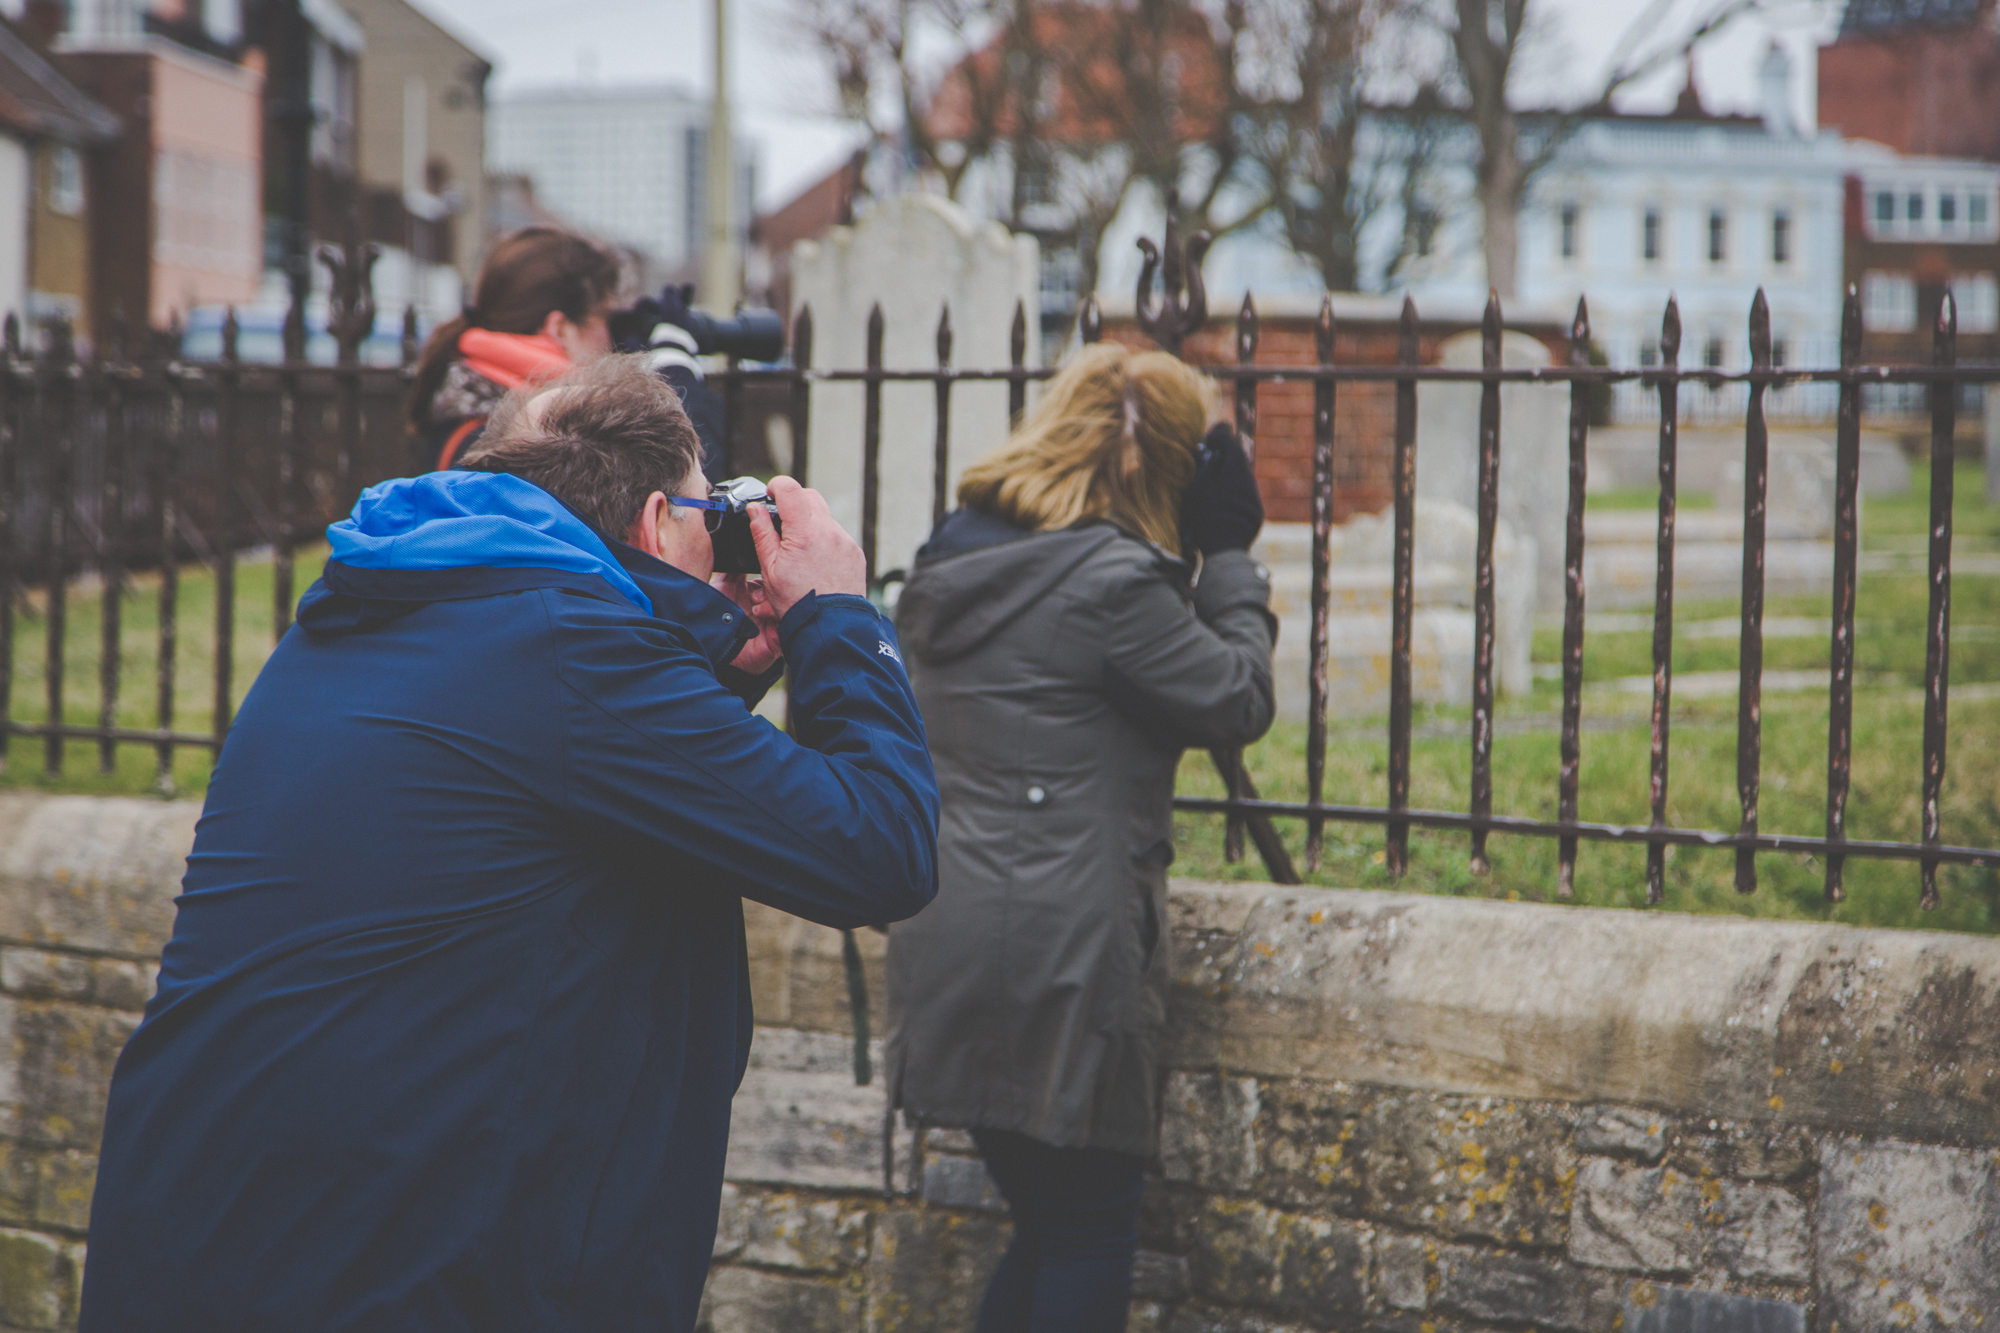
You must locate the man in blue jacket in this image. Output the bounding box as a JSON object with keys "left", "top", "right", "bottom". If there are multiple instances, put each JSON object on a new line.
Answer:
{"left": 80, "top": 355, "right": 939, "bottom": 1332}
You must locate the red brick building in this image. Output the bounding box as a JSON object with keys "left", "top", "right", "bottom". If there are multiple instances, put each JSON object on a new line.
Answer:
{"left": 1841, "top": 156, "right": 2000, "bottom": 371}
{"left": 1818, "top": 0, "right": 2000, "bottom": 163}
{"left": 1820, "top": 0, "right": 2000, "bottom": 396}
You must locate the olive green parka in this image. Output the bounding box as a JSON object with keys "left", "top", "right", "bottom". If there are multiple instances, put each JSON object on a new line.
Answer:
{"left": 885, "top": 513, "right": 1275, "bottom": 1155}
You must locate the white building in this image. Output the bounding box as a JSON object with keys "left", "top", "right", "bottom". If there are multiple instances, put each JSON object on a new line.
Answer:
{"left": 1054, "top": 90, "right": 1846, "bottom": 425}
{"left": 488, "top": 86, "right": 754, "bottom": 291}
{"left": 1518, "top": 115, "right": 1850, "bottom": 422}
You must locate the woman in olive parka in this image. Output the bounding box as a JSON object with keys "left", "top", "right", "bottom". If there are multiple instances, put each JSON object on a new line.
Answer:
{"left": 887, "top": 342, "right": 1275, "bottom": 1332}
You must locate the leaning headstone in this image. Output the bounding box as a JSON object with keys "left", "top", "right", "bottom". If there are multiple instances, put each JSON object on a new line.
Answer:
{"left": 1716, "top": 443, "right": 1839, "bottom": 538}
{"left": 1416, "top": 330, "right": 1570, "bottom": 612}
{"left": 790, "top": 196, "right": 1040, "bottom": 580}
{"left": 1254, "top": 498, "right": 1534, "bottom": 721}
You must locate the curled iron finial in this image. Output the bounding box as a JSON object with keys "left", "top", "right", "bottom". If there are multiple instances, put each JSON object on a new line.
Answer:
{"left": 1134, "top": 189, "right": 1211, "bottom": 357}
{"left": 318, "top": 239, "right": 382, "bottom": 366}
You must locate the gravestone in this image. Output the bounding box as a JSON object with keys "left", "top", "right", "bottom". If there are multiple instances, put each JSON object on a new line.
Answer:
{"left": 1416, "top": 330, "right": 1570, "bottom": 612}
{"left": 1254, "top": 499, "right": 1534, "bottom": 722}
{"left": 790, "top": 196, "right": 1040, "bottom": 580}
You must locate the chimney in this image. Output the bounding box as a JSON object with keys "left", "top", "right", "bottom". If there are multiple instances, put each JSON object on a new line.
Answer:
{"left": 20, "top": 0, "right": 66, "bottom": 50}
{"left": 1672, "top": 55, "right": 1706, "bottom": 119}
{"left": 1760, "top": 41, "right": 1796, "bottom": 137}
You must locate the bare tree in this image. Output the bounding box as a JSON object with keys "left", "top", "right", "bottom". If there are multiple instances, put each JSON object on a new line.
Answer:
{"left": 788, "top": 0, "right": 1019, "bottom": 201}
{"left": 1032, "top": 0, "right": 1265, "bottom": 302}
{"left": 1238, "top": 0, "right": 1436, "bottom": 291}
{"left": 1018, "top": 0, "right": 1394, "bottom": 306}
{"left": 787, "top": 0, "right": 1395, "bottom": 308}
{"left": 1447, "top": 0, "right": 1529, "bottom": 297}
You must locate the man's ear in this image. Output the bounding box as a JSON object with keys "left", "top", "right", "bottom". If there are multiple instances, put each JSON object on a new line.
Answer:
{"left": 629, "top": 491, "right": 670, "bottom": 558}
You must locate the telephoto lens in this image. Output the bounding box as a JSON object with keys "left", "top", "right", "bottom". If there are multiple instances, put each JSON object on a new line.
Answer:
{"left": 708, "top": 476, "right": 782, "bottom": 574}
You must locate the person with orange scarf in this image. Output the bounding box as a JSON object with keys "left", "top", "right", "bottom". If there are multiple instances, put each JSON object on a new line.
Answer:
{"left": 408, "top": 227, "right": 622, "bottom": 470}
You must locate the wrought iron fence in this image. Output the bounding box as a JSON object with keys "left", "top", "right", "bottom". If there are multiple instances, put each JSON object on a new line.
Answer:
{"left": 2, "top": 235, "right": 1997, "bottom": 910}
{"left": 0, "top": 244, "right": 416, "bottom": 789}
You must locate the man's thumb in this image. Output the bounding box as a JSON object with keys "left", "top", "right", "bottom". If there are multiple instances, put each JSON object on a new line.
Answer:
{"left": 748, "top": 501, "right": 782, "bottom": 568}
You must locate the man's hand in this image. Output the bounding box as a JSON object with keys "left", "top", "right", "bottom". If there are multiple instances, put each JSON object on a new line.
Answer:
{"left": 714, "top": 573, "right": 783, "bottom": 676}
{"left": 748, "top": 477, "right": 867, "bottom": 620}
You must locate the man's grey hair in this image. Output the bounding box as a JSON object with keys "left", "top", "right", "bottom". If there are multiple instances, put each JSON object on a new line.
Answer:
{"left": 458, "top": 354, "right": 702, "bottom": 536}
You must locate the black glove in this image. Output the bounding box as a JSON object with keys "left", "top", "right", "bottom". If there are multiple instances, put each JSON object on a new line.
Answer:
{"left": 609, "top": 284, "right": 698, "bottom": 354}
{"left": 1178, "top": 423, "right": 1264, "bottom": 556}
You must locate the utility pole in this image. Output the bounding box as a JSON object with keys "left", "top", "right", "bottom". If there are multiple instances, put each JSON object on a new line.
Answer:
{"left": 702, "top": 0, "right": 739, "bottom": 308}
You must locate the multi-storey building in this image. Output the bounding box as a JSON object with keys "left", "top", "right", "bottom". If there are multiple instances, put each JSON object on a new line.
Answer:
{"left": 0, "top": 21, "right": 120, "bottom": 336}
{"left": 1510, "top": 61, "right": 1850, "bottom": 423}
{"left": 487, "top": 86, "right": 753, "bottom": 294}
{"left": 1818, "top": 0, "right": 2000, "bottom": 164}
{"left": 49, "top": 0, "right": 264, "bottom": 337}
{"left": 1839, "top": 147, "right": 2000, "bottom": 417}
{"left": 339, "top": 0, "right": 488, "bottom": 319}
{"left": 1086, "top": 53, "right": 1850, "bottom": 422}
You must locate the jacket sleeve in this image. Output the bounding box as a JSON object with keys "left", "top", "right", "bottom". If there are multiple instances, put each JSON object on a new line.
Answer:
{"left": 1098, "top": 549, "right": 1277, "bottom": 750}
{"left": 548, "top": 589, "right": 939, "bottom": 929}
{"left": 715, "top": 656, "right": 786, "bottom": 709}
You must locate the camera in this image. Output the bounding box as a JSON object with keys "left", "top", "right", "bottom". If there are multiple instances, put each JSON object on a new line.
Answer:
{"left": 707, "top": 476, "right": 782, "bottom": 575}
{"left": 609, "top": 285, "right": 786, "bottom": 363}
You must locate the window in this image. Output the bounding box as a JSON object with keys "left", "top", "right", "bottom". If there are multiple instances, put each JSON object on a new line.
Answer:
{"left": 1018, "top": 159, "right": 1055, "bottom": 207}
{"left": 1973, "top": 193, "right": 1991, "bottom": 228}
{"left": 1708, "top": 209, "right": 1727, "bottom": 264}
{"left": 1770, "top": 338, "right": 1788, "bottom": 370}
{"left": 1862, "top": 270, "right": 1918, "bottom": 332}
{"left": 1704, "top": 337, "right": 1724, "bottom": 370}
{"left": 1955, "top": 272, "right": 1999, "bottom": 334}
{"left": 1771, "top": 210, "right": 1790, "bottom": 265}
{"left": 1940, "top": 193, "right": 1959, "bottom": 227}
{"left": 1559, "top": 203, "right": 1579, "bottom": 260}
{"left": 1876, "top": 192, "right": 1895, "bottom": 225}
{"left": 1642, "top": 207, "right": 1661, "bottom": 262}
{"left": 1413, "top": 208, "right": 1439, "bottom": 258}
{"left": 1639, "top": 339, "right": 1659, "bottom": 368}
{"left": 1907, "top": 192, "right": 1925, "bottom": 223}
{"left": 47, "top": 146, "right": 82, "bottom": 216}
{"left": 1039, "top": 244, "right": 1081, "bottom": 319}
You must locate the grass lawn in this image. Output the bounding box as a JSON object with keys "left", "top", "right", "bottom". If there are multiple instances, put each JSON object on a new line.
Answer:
{"left": 0, "top": 546, "right": 330, "bottom": 798}
{"left": 1172, "top": 459, "right": 2000, "bottom": 934}
{"left": 3, "top": 462, "right": 1997, "bottom": 933}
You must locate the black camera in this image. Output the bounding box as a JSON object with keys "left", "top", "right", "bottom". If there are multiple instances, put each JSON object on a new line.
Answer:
{"left": 705, "top": 476, "right": 782, "bottom": 575}
{"left": 609, "top": 285, "right": 786, "bottom": 363}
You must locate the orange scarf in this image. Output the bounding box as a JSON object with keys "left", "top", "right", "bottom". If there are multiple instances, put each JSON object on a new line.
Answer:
{"left": 457, "top": 328, "right": 571, "bottom": 390}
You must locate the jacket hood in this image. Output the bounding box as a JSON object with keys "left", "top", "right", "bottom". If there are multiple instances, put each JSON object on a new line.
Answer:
{"left": 325, "top": 472, "right": 652, "bottom": 614}
{"left": 895, "top": 510, "right": 1129, "bottom": 665}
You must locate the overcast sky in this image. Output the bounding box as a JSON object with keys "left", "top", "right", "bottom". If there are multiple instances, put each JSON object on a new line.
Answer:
{"left": 411, "top": 0, "right": 1844, "bottom": 213}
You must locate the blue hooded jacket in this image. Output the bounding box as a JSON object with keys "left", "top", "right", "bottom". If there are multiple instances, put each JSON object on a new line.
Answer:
{"left": 80, "top": 472, "right": 939, "bottom": 1333}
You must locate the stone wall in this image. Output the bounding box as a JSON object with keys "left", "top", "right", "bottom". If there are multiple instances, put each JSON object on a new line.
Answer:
{"left": 0, "top": 795, "right": 190, "bottom": 1332}
{"left": 0, "top": 792, "right": 1996, "bottom": 1330}
{"left": 717, "top": 878, "right": 2000, "bottom": 1332}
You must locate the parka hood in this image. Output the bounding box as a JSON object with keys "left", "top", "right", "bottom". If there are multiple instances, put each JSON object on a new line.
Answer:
{"left": 303, "top": 471, "right": 761, "bottom": 666}
{"left": 896, "top": 510, "right": 1134, "bottom": 665}
{"left": 323, "top": 471, "right": 653, "bottom": 613}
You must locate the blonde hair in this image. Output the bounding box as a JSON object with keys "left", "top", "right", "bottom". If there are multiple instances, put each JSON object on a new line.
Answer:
{"left": 957, "top": 342, "right": 1211, "bottom": 554}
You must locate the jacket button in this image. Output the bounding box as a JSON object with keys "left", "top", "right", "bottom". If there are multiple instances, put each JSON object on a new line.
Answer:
{"left": 722, "top": 612, "right": 734, "bottom": 623}
{"left": 1026, "top": 785, "right": 1047, "bottom": 805}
